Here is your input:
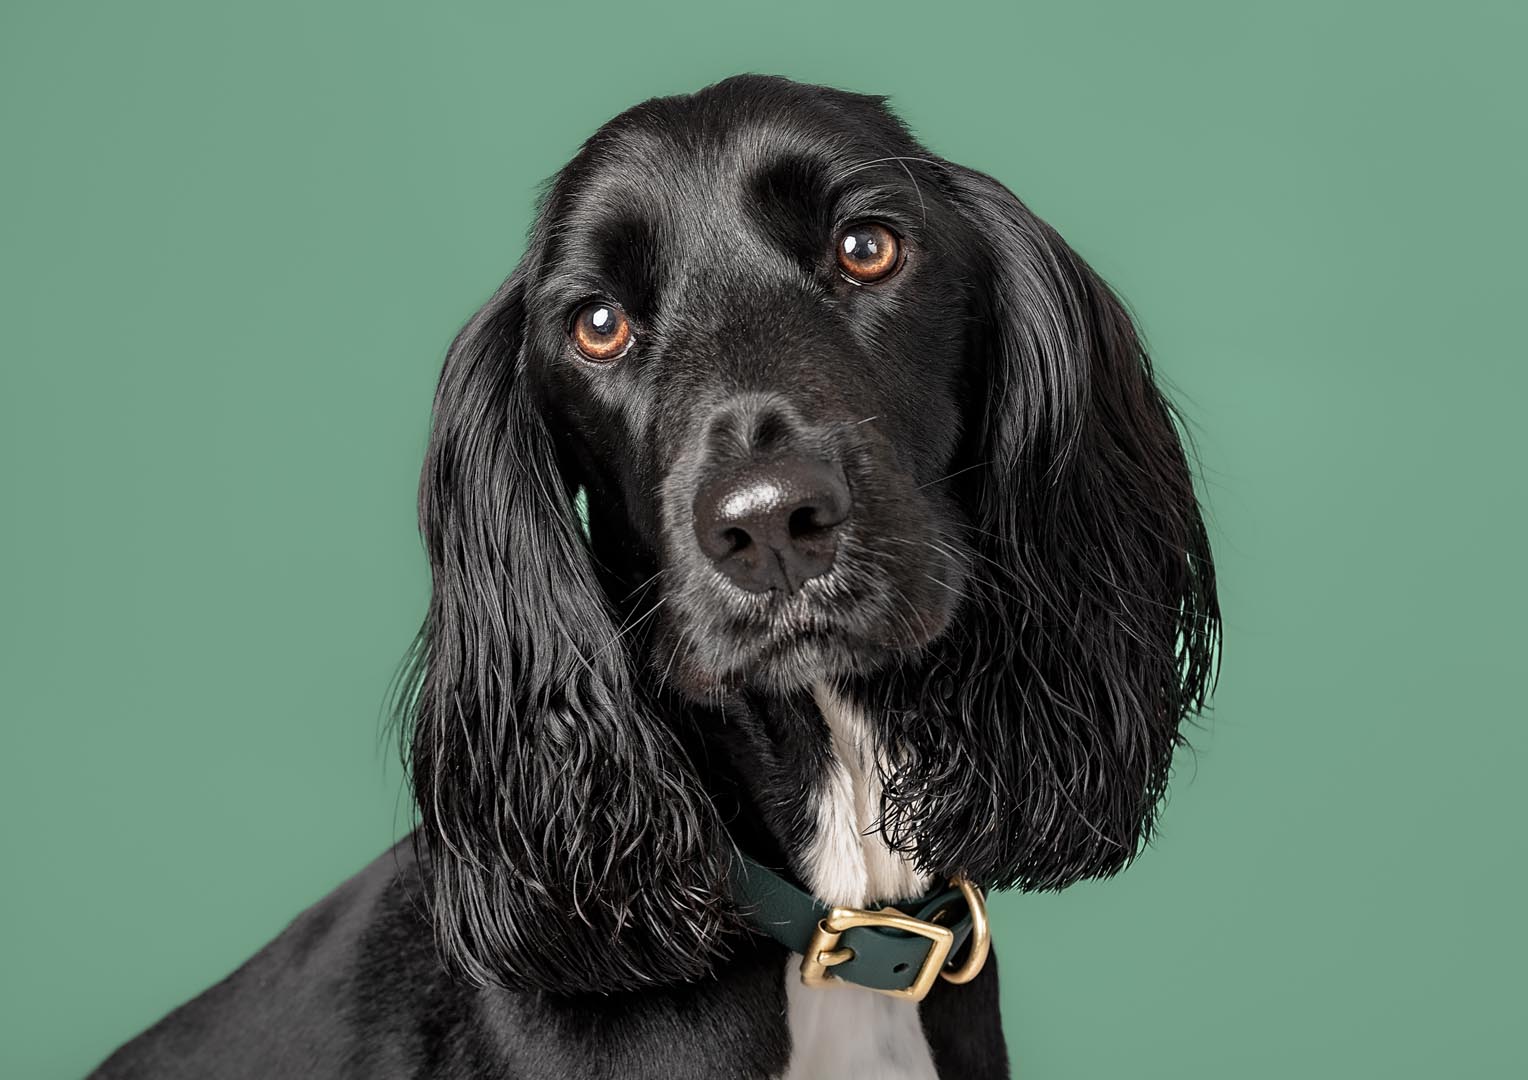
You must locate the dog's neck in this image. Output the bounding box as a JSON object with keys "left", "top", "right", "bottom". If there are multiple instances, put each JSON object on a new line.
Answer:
{"left": 801, "top": 682, "right": 930, "bottom": 907}
{"left": 705, "top": 678, "right": 928, "bottom": 909}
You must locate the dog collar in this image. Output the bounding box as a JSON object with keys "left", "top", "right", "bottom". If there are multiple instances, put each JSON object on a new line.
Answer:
{"left": 730, "top": 854, "right": 991, "bottom": 1002}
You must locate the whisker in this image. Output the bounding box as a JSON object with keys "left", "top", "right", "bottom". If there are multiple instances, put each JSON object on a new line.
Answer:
{"left": 593, "top": 597, "right": 668, "bottom": 660}
{"left": 915, "top": 460, "right": 989, "bottom": 491}
{"left": 840, "top": 154, "right": 943, "bottom": 179}
{"left": 619, "top": 568, "right": 666, "bottom": 603}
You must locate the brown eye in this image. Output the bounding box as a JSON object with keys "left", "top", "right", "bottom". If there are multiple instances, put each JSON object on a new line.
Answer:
{"left": 835, "top": 222, "right": 901, "bottom": 283}
{"left": 570, "top": 301, "right": 632, "bottom": 361}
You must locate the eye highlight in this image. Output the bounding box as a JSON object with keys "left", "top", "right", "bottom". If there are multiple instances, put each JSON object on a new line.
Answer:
{"left": 569, "top": 301, "right": 633, "bottom": 361}
{"left": 835, "top": 222, "right": 901, "bottom": 283}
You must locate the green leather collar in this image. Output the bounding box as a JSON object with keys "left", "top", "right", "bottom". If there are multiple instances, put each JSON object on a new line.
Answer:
{"left": 730, "top": 853, "right": 985, "bottom": 1000}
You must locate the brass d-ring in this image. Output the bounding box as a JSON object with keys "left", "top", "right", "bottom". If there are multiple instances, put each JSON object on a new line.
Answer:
{"left": 939, "top": 876, "right": 991, "bottom": 985}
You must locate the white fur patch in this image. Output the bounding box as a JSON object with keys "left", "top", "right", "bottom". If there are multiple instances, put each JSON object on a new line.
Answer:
{"left": 803, "top": 683, "right": 929, "bottom": 907}
{"left": 783, "top": 961, "right": 939, "bottom": 1080}
{"left": 781, "top": 683, "right": 937, "bottom": 1080}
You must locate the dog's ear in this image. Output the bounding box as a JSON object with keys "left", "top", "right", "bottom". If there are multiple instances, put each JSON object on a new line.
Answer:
{"left": 883, "top": 165, "right": 1219, "bottom": 891}
{"left": 396, "top": 266, "right": 733, "bottom": 993}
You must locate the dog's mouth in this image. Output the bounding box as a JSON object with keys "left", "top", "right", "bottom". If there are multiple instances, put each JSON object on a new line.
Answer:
{"left": 654, "top": 547, "right": 963, "bottom": 698}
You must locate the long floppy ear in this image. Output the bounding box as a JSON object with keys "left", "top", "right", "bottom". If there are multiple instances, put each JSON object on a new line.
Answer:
{"left": 396, "top": 267, "right": 733, "bottom": 993}
{"left": 882, "top": 166, "right": 1220, "bottom": 891}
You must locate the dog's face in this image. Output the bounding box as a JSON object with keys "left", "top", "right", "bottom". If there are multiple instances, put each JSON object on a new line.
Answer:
{"left": 526, "top": 88, "right": 981, "bottom": 695}
{"left": 401, "top": 76, "right": 1219, "bottom": 993}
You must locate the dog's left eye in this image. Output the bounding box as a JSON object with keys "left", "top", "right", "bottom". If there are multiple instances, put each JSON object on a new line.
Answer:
{"left": 569, "top": 301, "right": 633, "bottom": 362}
{"left": 835, "top": 222, "right": 901, "bottom": 283}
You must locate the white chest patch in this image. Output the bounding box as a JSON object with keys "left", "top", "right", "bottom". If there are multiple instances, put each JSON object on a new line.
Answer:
{"left": 780, "top": 683, "right": 938, "bottom": 1080}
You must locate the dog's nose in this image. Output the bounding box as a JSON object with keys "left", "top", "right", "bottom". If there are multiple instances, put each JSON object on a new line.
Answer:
{"left": 693, "top": 458, "right": 851, "bottom": 593}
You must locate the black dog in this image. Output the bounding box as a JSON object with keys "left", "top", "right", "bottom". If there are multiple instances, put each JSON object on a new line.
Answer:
{"left": 93, "top": 75, "right": 1218, "bottom": 1079}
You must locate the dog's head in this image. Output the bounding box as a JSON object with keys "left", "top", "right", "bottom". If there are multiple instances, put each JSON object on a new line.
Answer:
{"left": 399, "top": 75, "right": 1219, "bottom": 993}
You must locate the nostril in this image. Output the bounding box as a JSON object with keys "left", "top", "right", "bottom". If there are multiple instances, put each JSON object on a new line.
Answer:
{"left": 788, "top": 481, "right": 850, "bottom": 540}
{"left": 787, "top": 505, "right": 822, "bottom": 539}
{"left": 721, "top": 526, "right": 752, "bottom": 557}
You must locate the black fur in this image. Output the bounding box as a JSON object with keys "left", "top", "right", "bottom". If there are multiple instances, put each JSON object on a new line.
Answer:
{"left": 92, "top": 74, "right": 1218, "bottom": 1079}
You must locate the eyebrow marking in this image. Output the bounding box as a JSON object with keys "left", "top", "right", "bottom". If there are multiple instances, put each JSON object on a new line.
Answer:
{"left": 837, "top": 155, "right": 942, "bottom": 226}
{"left": 587, "top": 214, "right": 664, "bottom": 317}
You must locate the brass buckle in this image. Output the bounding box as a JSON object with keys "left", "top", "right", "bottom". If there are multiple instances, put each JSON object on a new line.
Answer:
{"left": 800, "top": 906, "right": 953, "bottom": 1002}
{"left": 798, "top": 877, "right": 989, "bottom": 1003}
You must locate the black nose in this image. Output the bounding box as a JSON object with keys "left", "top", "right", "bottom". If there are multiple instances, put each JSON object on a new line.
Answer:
{"left": 693, "top": 457, "right": 851, "bottom": 593}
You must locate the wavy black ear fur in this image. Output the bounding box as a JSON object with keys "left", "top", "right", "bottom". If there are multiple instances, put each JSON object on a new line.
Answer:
{"left": 395, "top": 266, "right": 733, "bottom": 993}
{"left": 880, "top": 165, "right": 1220, "bottom": 891}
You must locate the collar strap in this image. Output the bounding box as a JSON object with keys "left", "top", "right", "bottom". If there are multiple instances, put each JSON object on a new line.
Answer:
{"left": 730, "top": 854, "right": 991, "bottom": 1002}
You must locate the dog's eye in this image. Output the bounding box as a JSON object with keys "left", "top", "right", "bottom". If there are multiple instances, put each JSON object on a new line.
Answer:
{"left": 835, "top": 222, "right": 901, "bottom": 283}
{"left": 569, "top": 301, "right": 633, "bottom": 362}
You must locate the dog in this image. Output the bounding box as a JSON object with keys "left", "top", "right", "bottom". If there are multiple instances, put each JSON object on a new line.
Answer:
{"left": 91, "top": 74, "right": 1219, "bottom": 1079}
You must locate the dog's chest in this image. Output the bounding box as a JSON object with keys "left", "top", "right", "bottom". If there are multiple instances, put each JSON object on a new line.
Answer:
{"left": 779, "top": 686, "right": 939, "bottom": 1080}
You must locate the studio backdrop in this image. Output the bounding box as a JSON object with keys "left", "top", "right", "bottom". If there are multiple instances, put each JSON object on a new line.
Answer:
{"left": 2, "top": 1, "right": 1522, "bottom": 1076}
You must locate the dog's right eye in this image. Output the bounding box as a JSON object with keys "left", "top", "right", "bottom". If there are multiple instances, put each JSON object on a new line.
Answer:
{"left": 569, "top": 301, "right": 633, "bottom": 362}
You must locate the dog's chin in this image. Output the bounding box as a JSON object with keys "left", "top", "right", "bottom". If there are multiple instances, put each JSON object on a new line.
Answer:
{"left": 738, "top": 632, "right": 888, "bottom": 695}
{"left": 657, "top": 594, "right": 956, "bottom": 701}
{"left": 663, "top": 632, "right": 880, "bottom": 700}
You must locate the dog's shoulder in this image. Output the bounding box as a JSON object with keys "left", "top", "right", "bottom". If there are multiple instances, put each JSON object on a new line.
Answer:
{"left": 91, "top": 836, "right": 797, "bottom": 1079}
{"left": 88, "top": 838, "right": 455, "bottom": 1078}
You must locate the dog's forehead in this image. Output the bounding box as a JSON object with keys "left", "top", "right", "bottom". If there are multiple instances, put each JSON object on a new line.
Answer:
{"left": 567, "top": 119, "right": 856, "bottom": 231}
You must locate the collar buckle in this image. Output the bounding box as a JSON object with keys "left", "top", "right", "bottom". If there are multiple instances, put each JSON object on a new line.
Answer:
{"left": 798, "top": 876, "right": 990, "bottom": 1002}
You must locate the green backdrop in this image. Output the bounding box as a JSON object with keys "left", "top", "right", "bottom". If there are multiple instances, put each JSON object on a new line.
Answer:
{"left": 3, "top": 1, "right": 1523, "bottom": 1076}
